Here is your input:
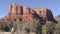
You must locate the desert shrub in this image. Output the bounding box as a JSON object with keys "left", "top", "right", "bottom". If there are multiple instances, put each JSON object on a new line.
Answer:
{"left": 24, "top": 27, "right": 30, "bottom": 33}
{"left": 35, "top": 21, "right": 42, "bottom": 34}
{"left": 21, "top": 20, "right": 42, "bottom": 34}
{"left": 0, "top": 22, "right": 3, "bottom": 28}
{"left": 45, "top": 21, "right": 55, "bottom": 34}
{"left": 42, "top": 25, "right": 47, "bottom": 34}
{"left": 55, "top": 21, "right": 60, "bottom": 34}
{"left": 0, "top": 22, "right": 4, "bottom": 31}
{"left": 3, "top": 21, "right": 13, "bottom": 32}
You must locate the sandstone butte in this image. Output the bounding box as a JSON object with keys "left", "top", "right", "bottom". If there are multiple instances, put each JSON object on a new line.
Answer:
{"left": 1, "top": 4, "right": 57, "bottom": 24}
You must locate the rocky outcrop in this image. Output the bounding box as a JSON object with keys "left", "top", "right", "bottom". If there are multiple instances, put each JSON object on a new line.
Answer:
{"left": 2, "top": 4, "right": 57, "bottom": 24}
{"left": 55, "top": 15, "right": 60, "bottom": 21}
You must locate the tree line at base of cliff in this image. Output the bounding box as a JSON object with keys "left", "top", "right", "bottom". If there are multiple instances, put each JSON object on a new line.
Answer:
{"left": 0, "top": 21, "right": 60, "bottom": 34}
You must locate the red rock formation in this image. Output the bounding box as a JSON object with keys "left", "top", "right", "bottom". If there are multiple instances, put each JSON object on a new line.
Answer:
{"left": 2, "top": 4, "right": 57, "bottom": 24}
{"left": 55, "top": 15, "right": 60, "bottom": 21}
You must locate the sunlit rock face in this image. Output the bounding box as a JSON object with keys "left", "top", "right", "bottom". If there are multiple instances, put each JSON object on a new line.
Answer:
{"left": 2, "top": 4, "right": 57, "bottom": 24}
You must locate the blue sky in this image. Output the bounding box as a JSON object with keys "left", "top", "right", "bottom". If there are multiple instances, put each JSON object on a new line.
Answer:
{"left": 0, "top": 0, "right": 60, "bottom": 19}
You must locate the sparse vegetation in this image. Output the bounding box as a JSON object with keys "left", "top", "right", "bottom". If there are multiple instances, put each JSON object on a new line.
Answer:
{"left": 0, "top": 20, "right": 60, "bottom": 34}
{"left": 54, "top": 21, "right": 60, "bottom": 34}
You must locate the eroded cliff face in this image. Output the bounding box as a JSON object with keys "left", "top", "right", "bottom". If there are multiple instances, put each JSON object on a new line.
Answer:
{"left": 2, "top": 4, "right": 57, "bottom": 24}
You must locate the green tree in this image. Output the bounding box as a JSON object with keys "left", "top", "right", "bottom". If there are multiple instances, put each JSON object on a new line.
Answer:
{"left": 4, "top": 21, "right": 13, "bottom": 32}
{"left": 35, "top": 20, "right": 42, "bottom": 34}
{"left": 0, "top": 21, "right": 5, "bottom": 32}
{"left": 45, "top": 21, "right": 55, "bottom": 34}
{"left": 55, "top": 21, "right": 60, "bottom": 34}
